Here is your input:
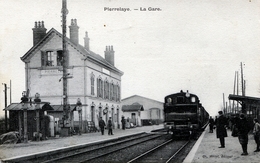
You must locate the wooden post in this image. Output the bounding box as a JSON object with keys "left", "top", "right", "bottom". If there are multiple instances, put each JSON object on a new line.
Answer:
{"left": 36, "top": 108, "right": 40, "bottom": 141}
{"left": 18, "top": 111, "right": 22, "bottom": 138}
{"left": 23, "top": 107, "right": 28, "bottom": 143}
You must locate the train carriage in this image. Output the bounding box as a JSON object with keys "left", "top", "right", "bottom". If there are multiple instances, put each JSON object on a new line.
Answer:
{"left": 164, "top": 90, "right": 209, "bottom": 139}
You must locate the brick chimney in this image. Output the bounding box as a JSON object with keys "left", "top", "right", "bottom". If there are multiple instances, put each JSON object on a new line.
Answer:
{"left": 105, "top": 46, "right": 115, "bottom": 66}
{"left": 69, "top": 19, "right": 79, "bottom": 45}
{"left": 84, "top": 31, "right": 90, "bottom": 51}
{"left": 32, "top": 21, "right": 47, "bottom": 46}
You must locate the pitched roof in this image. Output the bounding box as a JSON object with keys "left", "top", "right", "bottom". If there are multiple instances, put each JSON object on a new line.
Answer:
{"left": 21, "top": 28, "right": 123, "bottom": 75}
{"left": 121, "top": 95, "right": 163, "bottom": 104}
{"left": 122, "top": 104, "right": 144, "bottom": 112}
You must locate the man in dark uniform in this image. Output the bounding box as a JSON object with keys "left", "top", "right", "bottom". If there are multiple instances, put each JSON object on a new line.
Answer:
{"left": 236, "top": 113, "right": 250, "bottom": 155}
{"left": 216, "top": 111, "right": 228, "bottom": 148}
{"left": 121, "top": 116, "right": 126, "bottom": 130}
{"left": 99, "top": 117, "right": 106, "bottom": 135}
{"left": 108, "top": 117, "right": 113, "bottom": 135}
{"left": 209, "top": 116, "right": 214, "bottom": 133}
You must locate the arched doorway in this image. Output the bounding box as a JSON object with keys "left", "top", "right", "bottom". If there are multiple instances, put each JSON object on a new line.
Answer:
{"left": 117, "top": 107, "right": 120, "bottom": 129}
{"left": 91, "top": 106, "right": 95, "bottom": 122}
{"left": 99, "top": 107, "right": 102, "bottom": 118}
{"left": 111, "top": 107, "right": 114, "bottom": 128}
{"left": 105, "top": 107, "right": 109, "bottom": 122}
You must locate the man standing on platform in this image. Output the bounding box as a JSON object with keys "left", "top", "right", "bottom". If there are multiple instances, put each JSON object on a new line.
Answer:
{"left": 236, "top": 113, "right": 250, "bottom": 155}
{"left": 209, "top": 116, "right": 214, "bottom": 133}
{"left": 216, "top": 111, "right": 228, "bottom": 148}
{"left": 121, "top": 116, "right": 126, "bottom": 130}
{"left": 253, "top": 118, "right": 260, "bottom": 152}
{"left": 108, "top": 117, "right": 113, "bottom": 135}
{"left": 99, "top": 117, "right": 106, "bottom": 135}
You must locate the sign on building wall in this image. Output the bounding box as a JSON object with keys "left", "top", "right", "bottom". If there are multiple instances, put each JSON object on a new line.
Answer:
{"left": 40, "top": 69, "right": 73, "bottom": 76}
{"left": 41, "top": 69, "right": 62, "bottom": 76}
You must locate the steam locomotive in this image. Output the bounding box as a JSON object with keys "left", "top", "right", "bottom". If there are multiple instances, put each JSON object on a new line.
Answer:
{"left": 164, "top": 90, "right": 209, "bottom": 139}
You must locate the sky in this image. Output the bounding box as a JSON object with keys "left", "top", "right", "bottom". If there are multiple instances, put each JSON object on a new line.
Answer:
{"left": 0, "top": 0, "right": 260, "bottom": 117}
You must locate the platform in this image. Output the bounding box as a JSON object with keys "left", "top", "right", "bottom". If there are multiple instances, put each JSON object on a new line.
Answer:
{"left": 184, "top": 126, "right": 260, "bottom": 163}
{"left": 1, "top": 125, "right": 259, "bottom": 163}
{"left": 0, "top": 125, "right": 163, "bottom": 161}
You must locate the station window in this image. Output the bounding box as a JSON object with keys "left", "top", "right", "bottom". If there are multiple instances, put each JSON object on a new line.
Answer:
{"left": 110, "top": 83, "right": 114, "bottom": 101}
{"left": 97, "top": 78, "right": 103, "bottom": 98}
{"left": 116, "top": 85, "right": 120, "bottom": 101}
{"left": 41, "top": 50, "right": 64, "bottom": 67}
{"left": 90, "top": 75, "right": 95, "bottom": 95}
{"left": 104, "top": 80, "right": 109, "bottom": 99}
{"left": 57, "top": 50, "right": 63, "bottom": 66}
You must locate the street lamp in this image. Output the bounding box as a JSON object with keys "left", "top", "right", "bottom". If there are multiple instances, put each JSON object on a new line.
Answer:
{"left": 21, "top": 91, "right": 28, "bottom": 143}
{"left": 34, "top": 93, "right": 41, "bottom": 141}
{"left": 76, "top": 98, "right": 82, "bottom": 135}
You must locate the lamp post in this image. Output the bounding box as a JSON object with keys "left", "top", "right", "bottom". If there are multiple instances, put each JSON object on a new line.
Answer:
{"left": 34, "top": 93, "right": 41, "bottom": 141}
{"left": 21, "top": 91, "right": 28, "bottom": 143}
{"left": 76, "top": 98, "right": 82, "bottom": 135}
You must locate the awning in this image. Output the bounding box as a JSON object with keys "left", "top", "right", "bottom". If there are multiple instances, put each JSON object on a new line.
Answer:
{"left": 49, "top": 104, "right": 79, "bottom": 112}
{"left": 122, "top": 105, "right": 144, "bottom": 112}
{"left": 48, "top": 105, "right": 64, "bottom": 112}
{"left": 48, "top": 104, "right": 88, "bottom": 112}
{"left": 4, "top": 102, "right": 53, "bottom": 111}
{"left": 228, "top": 94, "right": 260, "bottom": 104}
{"left": 4, "top": 103, "right": 88, "bottom": 112}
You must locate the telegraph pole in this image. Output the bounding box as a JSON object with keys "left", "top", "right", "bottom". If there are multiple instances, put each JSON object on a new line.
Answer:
{"left": 240, "top": 62, "right": 246, "bottom": 114}
{"left": 10, "top": 80, "right": 12, "bottom": 104}
{"left": 232, "top": 72, "right": 236, "bottom": 113}
{"left": 223, "top": 93, "right": 225, "bottom": 114}
{"left": 236, "top": 71, "right": 239, "bottom": 112}
{"left": 241, "top": 62, "right": 245, "bottom": 96}
{"left": 61, "top": 0, "right": 70, "bottom": 132}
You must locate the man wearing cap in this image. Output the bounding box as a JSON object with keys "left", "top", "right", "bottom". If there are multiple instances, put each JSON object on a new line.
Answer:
{"left": 236, "top": 113, "right": 250, "bottom": 155}
{"left": 99, "top": 117, "right": 106, "bottom": 135}
{"left": 108, "top": 117, "right": 114, "bottom": 135}
{"left": 216, "top": 111, "right": 228, "bottom": 148}
{"left": 253, "top": 118, "right": 260, "bottom": 152}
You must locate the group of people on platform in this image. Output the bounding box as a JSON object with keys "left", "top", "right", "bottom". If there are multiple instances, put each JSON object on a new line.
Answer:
{"left": 98, "top": 116, "right": 127, "bottom": 136}
{"left": 208, "top": 111, "right": 260, "bottom": 156}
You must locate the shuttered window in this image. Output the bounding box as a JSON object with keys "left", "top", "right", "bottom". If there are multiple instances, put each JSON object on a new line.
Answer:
{"left": 110, "top": 83, "right": 113, "bottom": 101}
{"left": 97, "top": 78, "right": 100, "bottom": 97}
{"left": 104, "top": 80, "right": 109, "bottom": 99}
{"left": 41, "top": 50, "right": 65, "bottom": 67}
{"left": 117, "top": 85, "right": 120, "bottom": 101}
{"left": 97, "top": 78, "right": 103, "bottom": 98}
{"left": 91, "top": 75, "right": 95, "bottom": 95}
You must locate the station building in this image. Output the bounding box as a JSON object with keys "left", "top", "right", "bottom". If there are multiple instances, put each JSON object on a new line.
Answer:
{"left": 8, "top": 19, "right": 124, "bottom": 138}
{"left": 121, "top": 95, "right": 163, "bottom": 127}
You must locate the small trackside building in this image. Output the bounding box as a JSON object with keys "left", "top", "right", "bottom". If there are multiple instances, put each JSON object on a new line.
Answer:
{"left": 121, "top": 95, "right": 163, "bottom": 127}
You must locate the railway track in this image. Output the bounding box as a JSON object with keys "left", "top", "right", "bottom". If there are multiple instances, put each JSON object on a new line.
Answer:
{"left": 2, "top": 132, "right": 149, "bottom": 163}
{"left": 3, "top": 131, "right": 196, "bottom": 163}
{"left": 45, "top": 133, "right": 162, "bottom": 163}
{"left": 127, "top": 140, "right": 190, "bottom": 163}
